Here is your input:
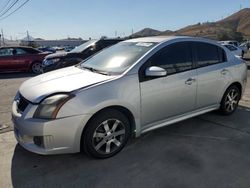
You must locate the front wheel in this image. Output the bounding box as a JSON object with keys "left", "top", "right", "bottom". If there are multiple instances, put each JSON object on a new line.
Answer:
{"left": 31, "top": 62, "right": 43, "bottom": 74}
{"left": 220, "top": 85, "right": 240, "bottom": 115}
{"left": 82, "top": 109, "right": 131, "bottom": 158}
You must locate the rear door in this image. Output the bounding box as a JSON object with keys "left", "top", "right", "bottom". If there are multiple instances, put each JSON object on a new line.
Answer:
{"left": 13, "top": 48, "right": 31, "bottom": 70}
{"left": 192, "top": 42, "right": 232, "bottom": 109}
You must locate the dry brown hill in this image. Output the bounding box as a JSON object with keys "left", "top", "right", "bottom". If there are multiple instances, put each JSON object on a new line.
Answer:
{"left": 131, "top": 8, "right": 250, "bottom": 39}
{"left": 131, "top": 28, "right": 162, "bottom": 38}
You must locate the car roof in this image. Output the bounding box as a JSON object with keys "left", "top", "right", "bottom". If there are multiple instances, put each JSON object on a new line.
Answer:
{"left": 222, "top": 44, "right": 234, "bottom": 46}
{"left": 221, "top": 40, "right": 238, "bottom": 43}
{"left": 124, "top": 36, "right": 207, "bottom": 43}
{"left": 99, "top": 38, "right": 123, "bottom": 41}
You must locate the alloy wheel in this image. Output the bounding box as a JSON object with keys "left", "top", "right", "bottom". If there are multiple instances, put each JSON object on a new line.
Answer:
{"left": 225, "top": 88, "right": 239, "bottom": 112}
{"left": 92, "top": 119, "right": 126, "bottom": 154}
{"left": 32, "top": 62, "right": 43, "bottom": 74}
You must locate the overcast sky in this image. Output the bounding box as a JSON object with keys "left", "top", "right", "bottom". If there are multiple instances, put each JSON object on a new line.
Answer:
{"left": 0, "top": 0, "right": 250, "bottom": 40}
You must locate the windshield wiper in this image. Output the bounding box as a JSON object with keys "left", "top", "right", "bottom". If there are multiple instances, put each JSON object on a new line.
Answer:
{"left": 82, "top": 66, "right": 95, "bottom": 72}
{"left": 81, "top": 66, "right": 110, "bottom": 75}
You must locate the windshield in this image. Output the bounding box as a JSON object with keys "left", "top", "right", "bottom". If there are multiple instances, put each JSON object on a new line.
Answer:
{"left": 80, "top": 42, "right": 157, "bottom": 75}
{"left": 70, "top": 40, "right": 98, "bottom": 53}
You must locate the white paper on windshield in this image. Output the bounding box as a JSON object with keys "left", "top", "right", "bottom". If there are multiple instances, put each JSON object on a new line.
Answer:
{"left": 136, "top": 42, "right": 153, "bottom": 47}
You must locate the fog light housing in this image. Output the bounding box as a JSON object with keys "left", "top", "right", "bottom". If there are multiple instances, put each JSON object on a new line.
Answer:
{"left": 33, "top": 136, "right": 44, "bottom": 148}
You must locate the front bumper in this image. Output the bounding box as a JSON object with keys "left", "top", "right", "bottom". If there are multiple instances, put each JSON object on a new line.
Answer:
{"left": 42, "top": 63, "right": 58, "bottom": 72}
{"left": 12, "top": 100, "right": 90, "bottom": 155}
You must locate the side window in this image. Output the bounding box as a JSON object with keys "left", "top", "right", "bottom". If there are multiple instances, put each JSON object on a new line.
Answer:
{"left": 15, "top": 48, "right": 28, "bottom": 55}
{"left": 25, "top": 48, "right": 40, "bottom": 54}
{"left": 194, "top": 42, "right": 225, "bottom": 68}
{"left": 0, "top": 48, "right": 13, "bottom": 56}
{"left": 147, "top": 42, "right": 193, "bottom": 75}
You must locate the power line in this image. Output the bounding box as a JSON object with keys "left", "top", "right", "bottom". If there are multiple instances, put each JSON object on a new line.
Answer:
{"left": 0, "top": 0, "right": 19, "bottom": 18}
{"left": 0, "top": 0, "right": 13, "bottom": 15}
{"left": 0, "top": 0, "right": 30, "bottom": 21}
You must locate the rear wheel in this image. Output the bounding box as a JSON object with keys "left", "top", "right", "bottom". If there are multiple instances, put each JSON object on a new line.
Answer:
{"left": 220, "top": 85, "right": 240, "bottom": 115}
{"left": 31, "top": 62, "right": 43, "bottom": 74}
{"left": 82, "top": 109, "right": 130, "bottom": 158}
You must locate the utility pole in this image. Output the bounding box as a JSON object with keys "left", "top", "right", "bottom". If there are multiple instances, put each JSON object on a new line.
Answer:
{"left": 1, "top": 29, "right": 5, "bottom": 46}
{"left": 0, "top": 34, "right": 1, "bottom": 47}
{"left": 27, "top": 30, "right": 30, "bottom": 41}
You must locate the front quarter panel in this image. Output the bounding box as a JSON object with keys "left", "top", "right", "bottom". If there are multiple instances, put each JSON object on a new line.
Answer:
{"left": 57, "top": 74, "right": 141, "bottom": 133}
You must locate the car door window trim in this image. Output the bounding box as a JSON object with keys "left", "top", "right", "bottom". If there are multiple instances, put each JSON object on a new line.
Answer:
{"left": 139, "top": 42, "right": 195, "bottom": 82}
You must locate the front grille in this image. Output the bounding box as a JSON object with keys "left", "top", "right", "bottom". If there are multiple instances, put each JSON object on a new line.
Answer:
{"left": 17, "top": 95, "right": 29, "bottom": 112}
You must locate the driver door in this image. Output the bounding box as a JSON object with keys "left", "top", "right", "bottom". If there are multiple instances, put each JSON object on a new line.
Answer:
{"left": 139, "top": 42, "right": 197, "bottom": 127}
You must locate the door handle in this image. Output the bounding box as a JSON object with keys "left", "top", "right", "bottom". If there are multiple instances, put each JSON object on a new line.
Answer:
{"left": 221, "top": 69, "right": 228, "bottom": 75}
{"left": 185, "top": 78, "right": 196, "bottom": 85}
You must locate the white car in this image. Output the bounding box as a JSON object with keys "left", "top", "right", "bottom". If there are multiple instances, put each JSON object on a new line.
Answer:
{"left": 223, "top": 44, "right": 244, "bottom": 58}
{"left": 221, "top": 41, "right": 248, "bottom": 53}
{"left": 240, "top": 42, "right": 249, "bottom": 53}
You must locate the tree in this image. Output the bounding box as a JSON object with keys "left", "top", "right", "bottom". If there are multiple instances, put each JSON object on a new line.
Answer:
{"left": 216, "top": 30, "right": 244, "bottom": 42}
{"left": 229, "top": 32, "right": 244, "bottom": 42}
{"left": 217, "top": 30, "right": 230, "bottom": 41}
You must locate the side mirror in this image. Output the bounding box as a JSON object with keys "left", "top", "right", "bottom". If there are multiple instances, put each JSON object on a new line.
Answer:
{"left": 145, "top": 66, "right": 167, "bottom": 77}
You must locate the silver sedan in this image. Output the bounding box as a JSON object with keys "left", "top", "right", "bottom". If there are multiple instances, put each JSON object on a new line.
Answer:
{"left": 12, "top": 36, "right": 247, "bottom": 158}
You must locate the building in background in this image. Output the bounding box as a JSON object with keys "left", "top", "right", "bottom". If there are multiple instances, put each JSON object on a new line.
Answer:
{"left": 20, "top": 37, "right": 85, "bottom": 48}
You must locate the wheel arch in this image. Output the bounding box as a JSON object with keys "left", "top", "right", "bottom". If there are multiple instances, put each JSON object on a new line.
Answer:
{"left": 29, "top": 60, "right": 42, "bottom": 72}
{"left": 80, "top": 105, "right": 136, "bottom": 151}
{"left": 228, "top": 82, "right": 242, "bottom": 99}
{"left": 221, "top": 82, "right": 243, "bottom": 102}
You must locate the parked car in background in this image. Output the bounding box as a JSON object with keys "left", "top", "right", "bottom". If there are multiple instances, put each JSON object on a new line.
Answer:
{"left": 42, "top": 38, "right": 123, "bottom": 72}
{"left": 240, "top": 42, "right": 250, "bottom": 51}
{"left": 220, "top": 40, "right": 248, "bottom": 54}
{"left": 12, "top": 36, "right": 247, "bottom": 158}
{"left": 37, "top": 47, "right": 56, "bottom": 54}
{"left": 222, "top": 44, "right": 244, "bottom": 58}
{"left": 221, "top": 40, "right": 239, "bottom": 47}
{"left": 0, "top": 46, "right": 50, "bottom": 74}
{"left": 64, "top": 46, "right": 75, "bottom": 52}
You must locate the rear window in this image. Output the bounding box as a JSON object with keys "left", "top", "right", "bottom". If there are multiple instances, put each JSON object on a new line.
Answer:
{"left": 24, "top": 48, "right": 41, "bottom": 54}
{"left": 225, "top": 45, "right": 237, "bottom": 51}
{"left": 194, "top": 42, "right": 226, "bottom": 68}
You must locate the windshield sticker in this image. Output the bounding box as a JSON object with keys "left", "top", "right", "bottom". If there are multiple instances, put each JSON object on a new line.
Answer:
{"left": 136, "top": 42, "right": 153, "bottom": 47}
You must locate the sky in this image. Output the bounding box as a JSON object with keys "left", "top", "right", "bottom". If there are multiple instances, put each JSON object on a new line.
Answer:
{"left": 0, "top": 0, "right": 250, "bottom": 40}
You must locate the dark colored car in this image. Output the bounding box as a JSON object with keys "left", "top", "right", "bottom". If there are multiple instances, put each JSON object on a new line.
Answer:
{"left": 0, "top": 46, "right": 50, "bottom": 74}
{"left": 42, "top": 39, "right": 123, "bottom": 72}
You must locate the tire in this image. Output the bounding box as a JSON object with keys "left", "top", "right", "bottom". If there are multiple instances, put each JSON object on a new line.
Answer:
{"left": 82, "top": 109, "right": 131, "bottom": 158}
{"left": 31, "top": 62, "right": 43, "bottom": 74}
{"left": 219, "top": 85, "right": 240, "bottom": 115}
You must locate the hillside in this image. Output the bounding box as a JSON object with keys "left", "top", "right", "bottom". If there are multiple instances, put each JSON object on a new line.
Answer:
{"left": 219, "top": 8, "right": 250, "bottom": 35}
{"left": 131, "top": 28, "right": 163, "bottom": 38}
{"left": 131, "top": 8, "right": 250, "bottom": 39}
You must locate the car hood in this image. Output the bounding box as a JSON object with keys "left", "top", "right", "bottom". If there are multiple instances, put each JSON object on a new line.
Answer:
{"left": 19, "top": 66, "right": 116, "bottom": 103}
{"left": 45, "top": 52, "right": 68, "bottom": 59}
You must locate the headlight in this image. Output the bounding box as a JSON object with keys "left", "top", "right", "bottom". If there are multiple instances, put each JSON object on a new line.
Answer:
{"left": 33, "top": 94, "right": 74, "bottom": 119}
{"left": 43, "top": 58, "right": 60, "bottom": 66}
